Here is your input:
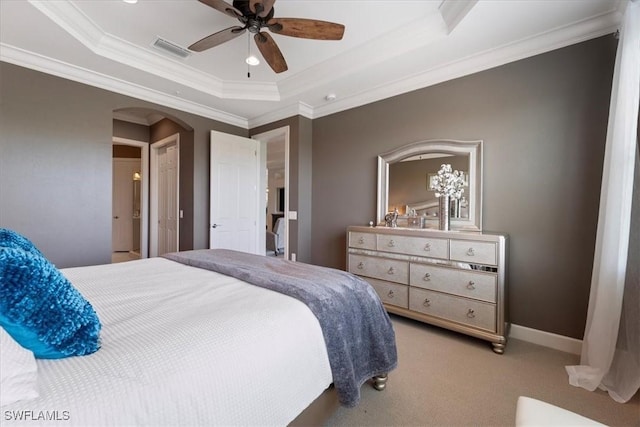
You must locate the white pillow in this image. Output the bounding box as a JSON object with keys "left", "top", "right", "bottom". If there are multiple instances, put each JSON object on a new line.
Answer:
{"left": 0, "top": 326, "right": 38, "bottom": 406}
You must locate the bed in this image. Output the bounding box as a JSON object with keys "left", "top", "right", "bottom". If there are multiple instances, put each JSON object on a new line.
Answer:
{"left": 0, "top": 236, "right": 398, "bottom": 426}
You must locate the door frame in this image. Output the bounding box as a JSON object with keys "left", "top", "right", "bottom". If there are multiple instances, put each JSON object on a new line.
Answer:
{"left": 112, "top": 137, "right": 149, "bottom": 258}
{"left": 150, "top": 133, "right": 180, "bottom": 257}
{"left": 251, "top": 126, "right": 290, "bottom": 259}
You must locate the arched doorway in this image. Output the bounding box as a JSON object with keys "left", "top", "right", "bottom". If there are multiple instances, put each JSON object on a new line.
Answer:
{"left": 112, "top": 108, "right": 193, "bottom": 260}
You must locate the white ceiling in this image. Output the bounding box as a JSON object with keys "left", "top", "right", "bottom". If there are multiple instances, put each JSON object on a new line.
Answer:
{"left": 0, "top": 0, "right": 625, "bottom": 129}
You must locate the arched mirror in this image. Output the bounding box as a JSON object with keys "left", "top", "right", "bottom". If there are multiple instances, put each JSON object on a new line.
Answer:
{"left": 377, "top": 139, "right": 483, "bottom": 231}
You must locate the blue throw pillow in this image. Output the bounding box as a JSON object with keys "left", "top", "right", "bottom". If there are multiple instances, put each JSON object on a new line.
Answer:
{"left": 0, "top": 228, "right": 44, "bottom": 257}
{"left": 0, "top": 247, "right": 101, "bottom": 359}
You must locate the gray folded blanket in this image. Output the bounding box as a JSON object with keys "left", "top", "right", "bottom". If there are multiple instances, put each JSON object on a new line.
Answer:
{"left": 163, "top": 249, "right": 398, "bottom": 407}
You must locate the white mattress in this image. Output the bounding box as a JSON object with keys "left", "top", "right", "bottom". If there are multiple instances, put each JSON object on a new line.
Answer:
{"left": 2, "top": 257, "right": 333, "bottom": 426}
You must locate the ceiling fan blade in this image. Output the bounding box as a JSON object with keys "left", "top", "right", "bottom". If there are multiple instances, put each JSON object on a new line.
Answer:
{"left": 197, "top": 0, "right": 242, "bottom": 18}
{"left": 189, "top": 26, "right": 246, "bottom": 52}
{"left": 268, "top": 18, "right": 345, "bottom": 40}
{"left": 249, "top": 0, "right": 275, "bottom": 18}
{"left": 254, "top": 32, "right": 288, "bottom": 73}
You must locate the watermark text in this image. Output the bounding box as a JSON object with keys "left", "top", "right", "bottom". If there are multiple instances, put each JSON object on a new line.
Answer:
{"left": 4, "top": 410, "right": 70, "bottom": 422}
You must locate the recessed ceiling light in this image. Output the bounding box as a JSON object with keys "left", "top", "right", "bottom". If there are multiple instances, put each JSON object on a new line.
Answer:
{"left": 123, "top": 0, "right": 138, "bottom": 4}
{"left": 325, "top": 93, "right": 337, "bottom": 101}
{"left": 245, "top": 55, "right": 260, "bottom": 66}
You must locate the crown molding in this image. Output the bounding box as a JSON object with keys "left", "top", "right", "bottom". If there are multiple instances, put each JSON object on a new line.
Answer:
{"left": 28, "top": 0, "right": 280, "bottom": 102}
{"left": 280, "top": 8, "right": 623, "bottom": 124}
{"left": 247, "top": 102, "right": 308, "bottom": 129}
{"left": 4, "top": 2, "right": 624, "bottom": 130}
{"left": 277, "top": 13, "right": 447, "bottom": 102}
{"left": 0, "top": 43, "right": 249, "bottom": 128}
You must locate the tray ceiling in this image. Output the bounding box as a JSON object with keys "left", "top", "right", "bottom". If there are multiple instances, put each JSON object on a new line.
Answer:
{"left": 0, "top": 0, "right": 625, "bottom": 128}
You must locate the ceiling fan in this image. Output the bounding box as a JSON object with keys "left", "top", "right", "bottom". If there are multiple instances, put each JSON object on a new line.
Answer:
{"left": 188, "top": 0, "right": 345, "bottom": 74}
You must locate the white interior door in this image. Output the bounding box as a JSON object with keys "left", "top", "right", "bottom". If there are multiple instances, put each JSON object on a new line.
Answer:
{"left": 210, "top": 131, "right": 260, "bottom": 254}
{"left": 150, "top": 134, "right": 179, "bottom": 257}
{"left": 158, "top": 144, "right": 178, "bottom": 255}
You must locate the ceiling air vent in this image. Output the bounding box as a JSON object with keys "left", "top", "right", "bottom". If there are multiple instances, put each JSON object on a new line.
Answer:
{"left": 152, "top": 37, "right": 191, "bottom": 59}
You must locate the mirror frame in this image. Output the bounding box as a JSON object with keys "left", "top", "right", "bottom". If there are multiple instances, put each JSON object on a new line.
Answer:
{"left": 377, "top": 139, "right": 483, "bottom": 231}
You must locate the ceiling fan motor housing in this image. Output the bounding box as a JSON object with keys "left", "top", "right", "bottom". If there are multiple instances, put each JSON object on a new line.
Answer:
{"left": 233, "top": 1, "right": 274, "bottom": 20}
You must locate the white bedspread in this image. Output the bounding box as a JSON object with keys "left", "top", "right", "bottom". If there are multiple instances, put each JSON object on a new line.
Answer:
{"left": 2, "top": 258, "right": 332, "bottom": 426}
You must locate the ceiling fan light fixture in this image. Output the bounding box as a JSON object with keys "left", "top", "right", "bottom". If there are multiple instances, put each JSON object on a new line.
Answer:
{"left": 246, "top": 55, "right": 260, "bottom": 66}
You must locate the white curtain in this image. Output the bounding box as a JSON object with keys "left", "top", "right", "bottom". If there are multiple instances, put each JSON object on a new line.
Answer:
{"left": 565, "top": 0, "right": 640, "bottom": 403}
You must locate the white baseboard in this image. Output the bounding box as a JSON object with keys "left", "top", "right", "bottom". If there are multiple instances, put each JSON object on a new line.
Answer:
{"left": 510, "top": 324, "right": 583, "bottom": 355}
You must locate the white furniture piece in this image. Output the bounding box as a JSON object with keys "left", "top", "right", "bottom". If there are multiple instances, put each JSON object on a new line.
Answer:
{"left": 266, "top": 217, "right": 285, "bottom": 255}
{"left": 515, "top": 396, "right": 606, "bottom": 426}
{"left": 266, "top": 229, "right": 278, "bottom": 254}
{"left": 347, "top": 225, "right": 509, "bottom": 353}
{"left": 273, "top": 217, "right": 286, "bottom": 254}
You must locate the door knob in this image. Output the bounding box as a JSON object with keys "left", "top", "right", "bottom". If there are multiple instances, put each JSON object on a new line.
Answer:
{"left": 211, "top": 224, "right": 222, "bottom": 228}
{"left": 113, "top": 216, "right": 119, "bottom": 219}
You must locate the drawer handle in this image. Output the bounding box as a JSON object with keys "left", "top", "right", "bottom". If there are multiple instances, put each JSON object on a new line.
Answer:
{"left": 387, "top": 267, "right": 395, "bottom": 275}
{"left": 466, "top": 309, "right": 475, "bottom": 318}
{"left": 423, "top": 273, "right": 431, "bottom": 281}
{"left": 423, "top": 299, "right": 431, "bottom": 307}
{"left": 466, "top": 247, "right": 475, "bottom": 256}
{"left": 467, "top": 281, "right": 475, "bottom": 290}
{"left": 358, "top": 237, "right": 365, "bottom": 244}
{"left": 357, "top": 262, "right": 364, "bottom": 269}
{"left": 387, "top": 290, "right": 395, "bottom": 299}
{"left": 388, "top": 240, "right": 395, "bottom": 247}
{"left": 423, "top": 243, "right": 431, "bottom": 251}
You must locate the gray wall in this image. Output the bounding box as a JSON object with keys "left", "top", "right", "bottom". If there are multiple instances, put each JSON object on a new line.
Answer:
{"left": 310, "top": 35, "right": 617, "bottom": 339}
{"left": 0, "top": 62, "right": 246, "bottom": 267}
{"left": 0, "top": 34, "right": 628, "bottom": 340}
{"left": 0, "top": 66, "right": 113, "bottom": 267}
{"left": 113, "top": 120, "right": 150, "bottom": 142}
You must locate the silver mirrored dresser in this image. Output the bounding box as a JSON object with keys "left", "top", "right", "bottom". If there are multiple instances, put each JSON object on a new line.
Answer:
{"left": 347, "top": 225, "right": 509, "bottom": 353}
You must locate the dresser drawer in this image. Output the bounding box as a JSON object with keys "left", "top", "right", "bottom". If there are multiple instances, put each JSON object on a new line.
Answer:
{"left": 348, "top": 231, "right": 376, "bottom": 250}
{"left": 363, "top": 278, "right": 409, "bottom": 309}
{"left": 450, "top": 240, "right": 497, "bottom": 266}
{"left": 348, "top": 254, "right": 408, "bottom": 285}
{"left": 410, "top": 264, "right": 497, "bottom": 303}
{"left": 409, "top": 288, "right": 496, "bottom": 332}
{"left": 376, "top": 234, "right": 448, "bottom": 259}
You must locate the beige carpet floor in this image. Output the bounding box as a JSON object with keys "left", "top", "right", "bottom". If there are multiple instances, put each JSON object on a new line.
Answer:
{"left": 323, "top": 315, "right": 639, "bottom": 426}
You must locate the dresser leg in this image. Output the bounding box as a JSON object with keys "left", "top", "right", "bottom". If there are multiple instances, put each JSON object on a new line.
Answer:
{"left": 372, "top": 374, "right": 388, "bottom": 391}
{"left": 492, "top": 342, "right": 505, "bottom": 354}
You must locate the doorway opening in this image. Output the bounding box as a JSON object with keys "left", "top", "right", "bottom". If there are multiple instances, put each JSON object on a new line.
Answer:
{"left": 252, "top": 126, "right": 290, "bottom": 259}
{"left": 112, "top": 138, "right": 149, "bottom": 262}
